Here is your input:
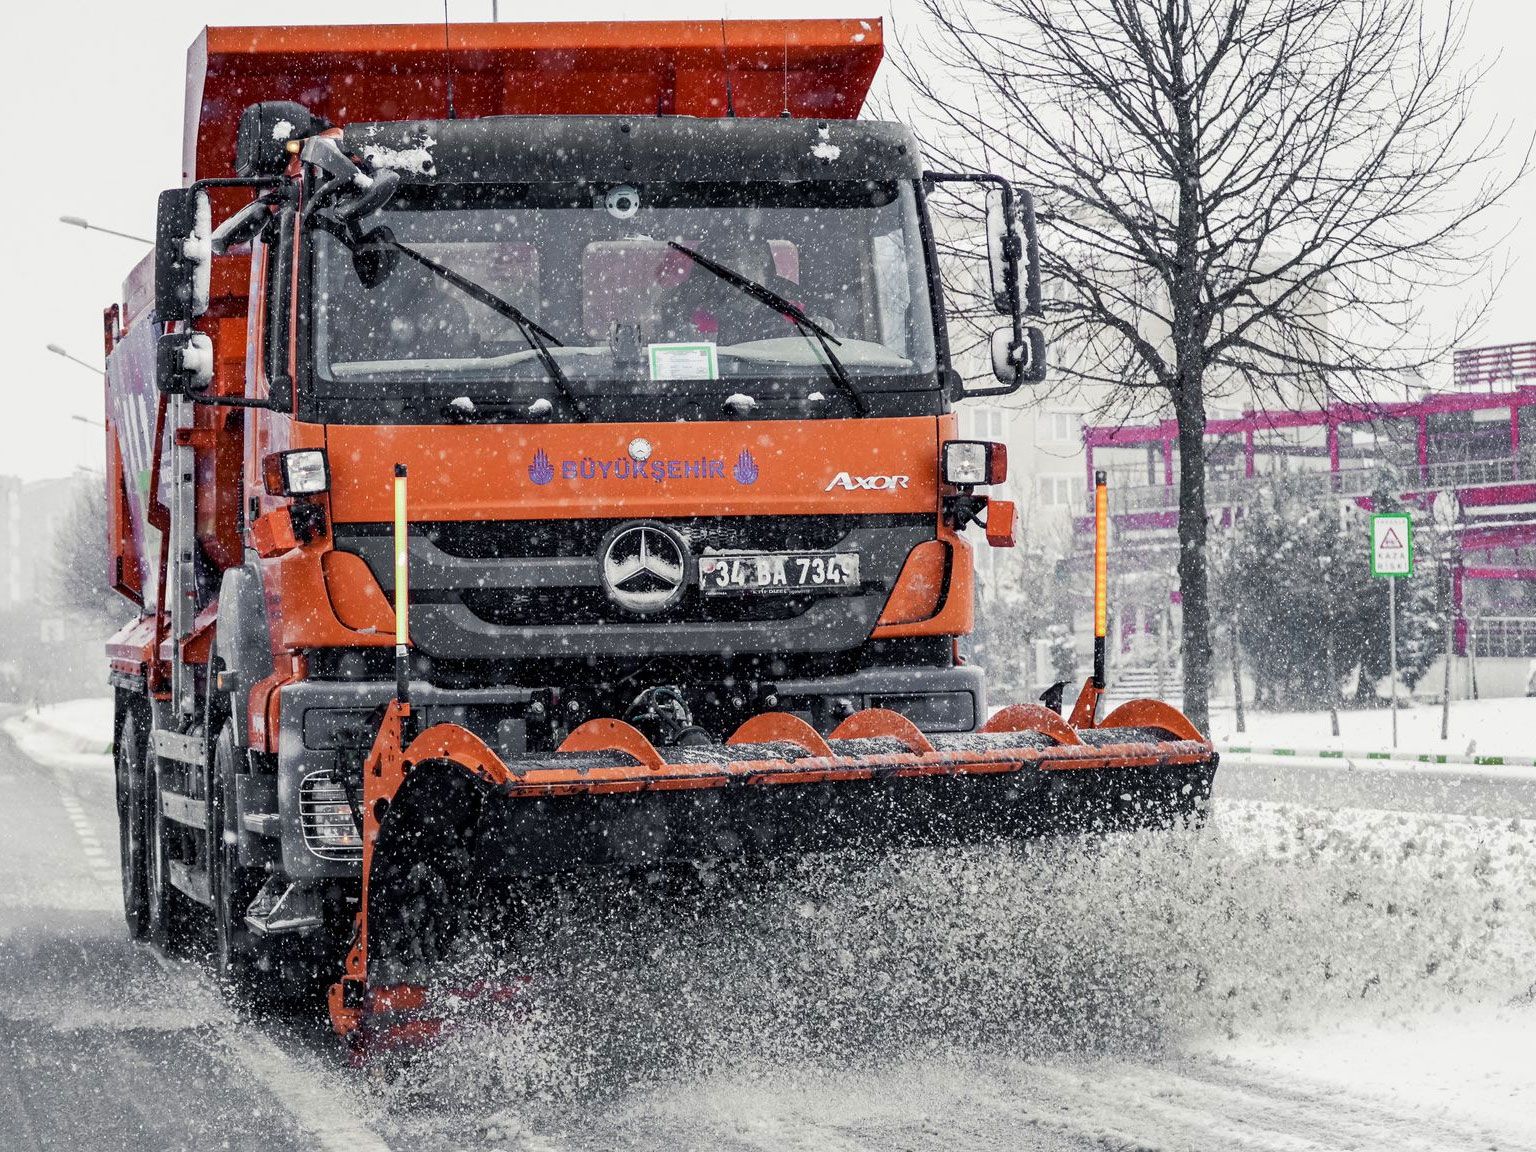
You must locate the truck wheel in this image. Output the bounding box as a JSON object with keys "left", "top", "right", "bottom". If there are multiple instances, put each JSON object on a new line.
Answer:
{"left": 116, "top": 709, "right": 150, "bottom": 940}
{"left": 146, "top": 750, "right": 196, "bottom": 954}
{"left": 209, "top": 722, "right": 265, "bottom": 992}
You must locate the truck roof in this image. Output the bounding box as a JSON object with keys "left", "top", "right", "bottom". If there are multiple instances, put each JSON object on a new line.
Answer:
{"left": 184, "top": 19, "right": 884, "bottom": 184}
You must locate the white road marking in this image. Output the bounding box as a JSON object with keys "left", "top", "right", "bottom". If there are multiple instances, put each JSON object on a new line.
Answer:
{"left": 148, "top": 943, "right": 394, "bottom": 1152}
{"left": 217, "top": 1030, "right": 395, "bottom": 1152}
{"left": 57, "top": 787, "right": 120, "bottom": 889}
{"left": 28, "top": 737, "right": 396, "bottom": 1152}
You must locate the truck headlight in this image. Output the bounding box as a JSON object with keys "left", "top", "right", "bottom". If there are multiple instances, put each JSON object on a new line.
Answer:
{"left": 942, "top": 440, "right": 1007, "bottom": 487}
{"left": 263, "top": 449, "right": 330, "bottom": 496}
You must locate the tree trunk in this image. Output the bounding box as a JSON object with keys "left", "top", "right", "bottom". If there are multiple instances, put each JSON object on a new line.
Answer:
{"left": 1325, "top": 631, "right": 1340, "bottom": 738}
{"left": 1231, "top": 619, "right": 1246, "bottom": 734}
{"left": 1441, "top": 563, "right": 1454, "bottom": 740}
{"left": 1173, "top": 382, "right": 1213, "bottom": 732}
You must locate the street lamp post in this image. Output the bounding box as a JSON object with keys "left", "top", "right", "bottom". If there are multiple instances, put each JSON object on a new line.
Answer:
{"left": 46, "top": 344, "right": 102, "bottom": 375}
{"left": 58, "top": 215, "right": 152, "bottom": 245}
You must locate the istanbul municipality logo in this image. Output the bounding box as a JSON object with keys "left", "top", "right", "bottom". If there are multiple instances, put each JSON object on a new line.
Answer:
{"left": 527, "top": 447, "right": 758, "bottom": 486}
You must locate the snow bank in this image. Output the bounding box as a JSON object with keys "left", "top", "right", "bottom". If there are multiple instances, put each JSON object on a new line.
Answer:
{"left": 2, "top": 697, "right": 114, "bottom": 772}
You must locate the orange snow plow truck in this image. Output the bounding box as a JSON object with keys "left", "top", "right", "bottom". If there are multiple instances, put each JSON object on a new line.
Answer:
{"left": 103, "top": 19, "right": 1214, "bottom": 1050}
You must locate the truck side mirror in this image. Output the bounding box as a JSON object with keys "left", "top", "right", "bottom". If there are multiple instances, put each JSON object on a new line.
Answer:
{"left": 350, "top": 225, "right": 400, "bottom": 288}
{"left": 156, "top": 331, "right": 214, "bottom": 396}
{"left": 236, "top": 100, "right": 325, "bottom": 177}
{"left": 926, "top": 170, "right": 1049, "bottom": 398}
{"left": 989, "top": 325, "right": 1047, "bottom": 388}
{"left": 985, "top": 188, "right": 1021, "bottom": 315}
{"left": 155, "top": 189, "right": 212, "bottom": 322}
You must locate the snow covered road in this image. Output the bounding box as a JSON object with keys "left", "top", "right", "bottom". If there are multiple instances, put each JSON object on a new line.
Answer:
{"left": 0, "top": 708, "right": 389, "bottom": 1152}
{"left": 1, "top": 703, "right": 1533, "bottom": 1151}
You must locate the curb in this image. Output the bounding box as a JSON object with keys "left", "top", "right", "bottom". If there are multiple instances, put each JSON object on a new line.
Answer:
{"left": 1219, "top": 745, "right": 1536, "bottom": 770}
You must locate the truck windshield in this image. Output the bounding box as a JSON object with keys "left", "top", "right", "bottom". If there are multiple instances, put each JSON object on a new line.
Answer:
{"left": 309, "top": 180, "right": 937, "bottom": 420}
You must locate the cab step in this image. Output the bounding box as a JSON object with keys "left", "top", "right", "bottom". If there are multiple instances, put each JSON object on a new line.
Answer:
{"left": 244, "top": 879, "right": 325, "bottom": 936}
{"left": 151, "top": 729, "right": 206, "bottom": 766}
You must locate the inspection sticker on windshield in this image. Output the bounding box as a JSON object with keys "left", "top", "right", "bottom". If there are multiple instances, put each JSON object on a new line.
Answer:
{"left": 649, "top": 342, "right": 718, "bottom": 381}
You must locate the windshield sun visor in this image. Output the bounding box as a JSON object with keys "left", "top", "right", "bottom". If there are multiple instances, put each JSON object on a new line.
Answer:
{"left": 342, "top": 117, "right": 923, "bottom": 187}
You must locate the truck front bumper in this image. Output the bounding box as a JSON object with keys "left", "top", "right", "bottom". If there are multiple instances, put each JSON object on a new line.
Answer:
{"left": 272, "top": 663, "right": 984, "bottom": 880}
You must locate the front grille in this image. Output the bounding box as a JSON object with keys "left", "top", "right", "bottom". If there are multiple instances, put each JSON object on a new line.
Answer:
{"left": 299, "top": 770, "right": 363, "bottom": 862}
{"left": 330, "top": 514, "right": 927, "bottom": 649}
{"left": 337, "top": 514, "right": 926, "bottom": 560}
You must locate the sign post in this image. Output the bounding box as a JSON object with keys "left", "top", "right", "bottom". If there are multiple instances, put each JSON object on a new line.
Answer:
{"left": 1370, "top": 513, "right": 1414, "bottom": 748}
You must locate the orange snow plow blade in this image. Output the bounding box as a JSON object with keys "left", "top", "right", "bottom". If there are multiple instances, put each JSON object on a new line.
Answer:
{"left": 328, "top": 694, "right": 1215, "bottom": 1051}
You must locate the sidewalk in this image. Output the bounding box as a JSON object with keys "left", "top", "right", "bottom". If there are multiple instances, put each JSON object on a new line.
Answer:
{"left": 1209, "top": 696, "right": 1534, "bottom": 760}
{"left": 1, "top": 698, "right": 114, "bottom": 773}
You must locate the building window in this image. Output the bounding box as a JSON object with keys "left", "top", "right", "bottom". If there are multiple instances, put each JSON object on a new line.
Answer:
{"left": 1040, "top": 410, "right": 1080, "bottom": 442}
{"left": 1038, "top": 474, "right": 1078, "bottom": 509}
{"left": 968, "top": 407, "right": 1007, "bottom": 440}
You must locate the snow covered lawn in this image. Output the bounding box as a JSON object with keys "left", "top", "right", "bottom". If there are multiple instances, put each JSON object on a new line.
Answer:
{"left": 2, "top": 697, "right": 114, "bottom": 773}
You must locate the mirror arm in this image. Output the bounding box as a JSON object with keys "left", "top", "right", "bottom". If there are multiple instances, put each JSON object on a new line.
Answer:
{"left": 1021, "top": 327, "right": 1047, "bottom": 385}
{"left": 302, "top": 174, "right": 355, "bottom": 221}
{"left": 189, "top": 176, "right": 285, "bottom": 193}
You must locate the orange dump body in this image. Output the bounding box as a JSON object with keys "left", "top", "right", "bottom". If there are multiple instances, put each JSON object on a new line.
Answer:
{"left": 184, "top": 19, "right": 884, "bottom": 182}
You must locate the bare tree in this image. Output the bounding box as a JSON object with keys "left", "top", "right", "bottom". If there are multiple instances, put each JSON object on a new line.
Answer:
{"left": 50, "top": 482, "right": 127, "bottom": 631}
{"left": 898, "top": 0, "right": 1525, "bottom": 729}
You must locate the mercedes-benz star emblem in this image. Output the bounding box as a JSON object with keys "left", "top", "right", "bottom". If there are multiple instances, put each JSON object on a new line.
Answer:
{"left": 601, "top": 524, "right": 687, "bottom": 614}
{"left": 628, "top": 437, "right": 653, "bottom": 462}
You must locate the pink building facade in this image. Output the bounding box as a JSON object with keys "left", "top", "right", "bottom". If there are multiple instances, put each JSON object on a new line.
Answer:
{"left": 1076, "top": 343, "right": 1536, "bottom": 663}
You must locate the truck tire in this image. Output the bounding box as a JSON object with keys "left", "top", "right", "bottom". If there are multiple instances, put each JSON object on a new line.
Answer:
{"left": 115, "top": 708, "right": 150, "bottom": 940}
{"left": 209, "top": 721, "right": 265, "bottom": 992}
{"left": 146, "top": 749, "right": 197, "bottom": 954}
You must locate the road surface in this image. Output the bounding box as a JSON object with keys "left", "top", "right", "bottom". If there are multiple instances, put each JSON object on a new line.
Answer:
{"left": 2, "top": 709, "right": 1533, "bottom": 1151}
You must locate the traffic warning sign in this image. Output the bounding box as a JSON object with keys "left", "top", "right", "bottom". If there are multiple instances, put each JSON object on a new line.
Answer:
{"left": 1370, "top": 513, "right": 1413, "bottom": 577}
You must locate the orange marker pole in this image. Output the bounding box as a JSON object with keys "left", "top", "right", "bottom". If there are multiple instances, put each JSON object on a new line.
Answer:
{"left": 1093, "top": 470, "right": 1108, "bottom": 689}
{"left": 393, "top": 464, "right": 410, "bottom": 707}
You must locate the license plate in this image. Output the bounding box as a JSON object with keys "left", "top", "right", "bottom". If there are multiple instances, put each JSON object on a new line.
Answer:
{"left": 699, "top": 552, "right": 860, "bottom": 594}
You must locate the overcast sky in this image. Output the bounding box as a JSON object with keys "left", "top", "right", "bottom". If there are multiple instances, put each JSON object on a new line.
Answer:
{"left": 0, "top": 0, "right": 1530, "bottom": 481}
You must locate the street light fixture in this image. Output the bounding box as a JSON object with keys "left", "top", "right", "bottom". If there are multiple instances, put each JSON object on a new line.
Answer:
{"left": 46, "top": 343, "right": 102, "bottom": 374}
{"left": 58, "top": 215, "right": 152, "bottom": 245}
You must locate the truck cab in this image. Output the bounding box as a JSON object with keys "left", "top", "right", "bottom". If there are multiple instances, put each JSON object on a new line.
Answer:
{"left": 105, "top": 20, "right": 1045, "bottom": 972}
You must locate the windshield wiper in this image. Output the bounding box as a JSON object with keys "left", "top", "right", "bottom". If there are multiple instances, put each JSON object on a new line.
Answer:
{"left": 665, "top": 241, "right": 869, "bottom": 417}
{"left": 388, "top": 240, "right": 590, "bottom": 421}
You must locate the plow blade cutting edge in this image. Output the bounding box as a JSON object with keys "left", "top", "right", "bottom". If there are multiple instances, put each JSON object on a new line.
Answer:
{"left": 327, "top": 697, "right": 1216, "bottom": 1051}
